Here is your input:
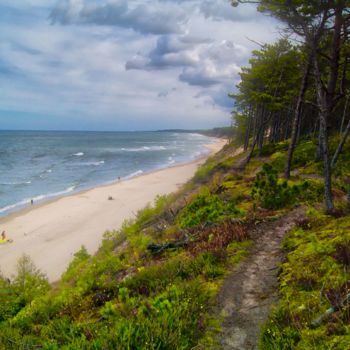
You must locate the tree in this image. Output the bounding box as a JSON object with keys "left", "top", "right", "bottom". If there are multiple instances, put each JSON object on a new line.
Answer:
{"left": 233, "top": 0, "right": 350, "bottom": 212}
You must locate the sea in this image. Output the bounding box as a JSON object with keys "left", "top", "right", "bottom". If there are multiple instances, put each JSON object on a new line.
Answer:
{"left": 0, "top": 130, "right": 217, "bottom": 217}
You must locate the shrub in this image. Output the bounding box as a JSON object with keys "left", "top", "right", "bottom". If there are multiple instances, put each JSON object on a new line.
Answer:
{"left": 252, "top": 164, "right": 322, "bottom": 209}
{"left": 252, "top": 164, "right": 298, "bottom": 209}
{"left": 0, "top": 255, "right": 49, "bottom": 323}
{"left": 178, "top": 188, "right": 241, "bottom": 228}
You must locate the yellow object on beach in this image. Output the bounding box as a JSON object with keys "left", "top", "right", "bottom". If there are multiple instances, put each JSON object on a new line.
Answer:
{"left": 0, "top": 239, "right": 9, "bottom": 244}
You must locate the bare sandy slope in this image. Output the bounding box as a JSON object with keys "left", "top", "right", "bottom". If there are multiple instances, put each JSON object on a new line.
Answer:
{"left": 0, "top": 140, "right": 226, "bottom": 282}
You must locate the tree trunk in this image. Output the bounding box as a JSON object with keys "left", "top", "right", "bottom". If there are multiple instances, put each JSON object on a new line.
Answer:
{"left": 319, "top": 110, "right": 334, "bottom": 212}
{"left": 244, "top": 106, "right": 253, "bottom": 151}
{"left": 315, "top": 122, "right": 323, "bottom": 161}
{"left": 284, "top": 54, "right": 312, "bottom": 179}
{"left": 257, "top": 105, "right": 266, "bottom": 156}
{"left": 244, "top": 111, "right": 273, "bottom": 166}
{"left": 331, "top": 117, "right": 350, "bottom": 168}
{"left": 339, "top": 95, "right": 349, "bottom": 135}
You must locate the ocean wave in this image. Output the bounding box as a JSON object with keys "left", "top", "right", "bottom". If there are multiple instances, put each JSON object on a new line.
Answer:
{"left": 0, "top": 186, "right": 76, "bottom": 215}
{"left": 73, "top": 152, "right": 84, "bottom": 156}
{"left": 121, "top": 146, "right": 166, "bottom": 152}
{"left": 70, "top": 160, "right": 105, "bottom": 167}
{"left": 39, "top": 169, "right": 53, "bottom": 178}
{"left": 82, "top": 161, "right": 105, "bottom": 166}
{"left": 0, "top": 181, "right": 31, "bottom": 186}
{"left": 124, "top": 170, "right": 143, "bottom": 179}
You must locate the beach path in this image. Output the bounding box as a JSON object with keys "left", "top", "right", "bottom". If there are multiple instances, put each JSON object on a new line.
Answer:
{"left": 0, "top": 140, "right": 225, "bottom": 282}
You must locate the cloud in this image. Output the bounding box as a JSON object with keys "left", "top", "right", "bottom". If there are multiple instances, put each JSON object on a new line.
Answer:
{"left": 1, "top": 0, "right": 281, "bottom": 130}
{"left": 178, "top": 40, "right": 246, "bottom": 87}
{"left": 199, "top": 0, "right": 257, "bottom": 22}
{"left": 50, "top": 0, "right": 188, "bottom": 35}
{"left": 127, "top": 37, "right": 247, "bottom": 88}
{"left": 126, "top": 34, "right": 211, "bottom": 70}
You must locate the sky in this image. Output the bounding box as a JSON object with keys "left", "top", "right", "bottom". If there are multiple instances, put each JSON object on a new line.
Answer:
{"left": 0, "top": 0, "right": 281, "bottom": 131}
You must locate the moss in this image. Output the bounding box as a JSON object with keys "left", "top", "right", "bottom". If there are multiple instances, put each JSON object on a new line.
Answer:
{"left": 260, "top": 214, "right": 350, "bottom": 348}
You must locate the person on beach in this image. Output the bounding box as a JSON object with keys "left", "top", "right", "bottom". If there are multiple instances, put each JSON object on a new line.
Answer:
{"left": 0, "top": 230, "right": 12, "bottom": 244}
{"left": 0, "top": 231, "right": 8, "bottom": 243}
{"left": 31, "top": 199, "right": 34, "bottom": 205}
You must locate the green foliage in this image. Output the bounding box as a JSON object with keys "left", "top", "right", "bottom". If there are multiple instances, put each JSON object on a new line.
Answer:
{"left": 294, "top": 140, "right": 316, "bottom": 164}
{"left": 235, "top": 39, "right": 301, "bottom": 110}
{"left": 260, "top": 215, "right": 350, "bottom": 348}
{"left": 252, "top": 164, "right": 297, "bottom": 209}
{"left": 256, "top": 141, "right": 289, "bottom": 158}
{"left": 178, "top": 188, "right": 242, "bottom": 228}
{"left": 61, "top": 246, "right": 90, "bottom": 283}
{"left": 13, "top": 255, "right": 49, "bottom": 305}
{"left": 0, "top": 162, "right": 251, "bottom": 350}
{"left": 192, "top": 156, "right": 219, "bottom": 184}
{"left": 270, "top": 151, "right": 287, "bottom": 172}
{"left": 252, "top": 164, "right": 323, "bottom": 209}
{"left": 0, "top": 255, "right": 49, "bottom": 322}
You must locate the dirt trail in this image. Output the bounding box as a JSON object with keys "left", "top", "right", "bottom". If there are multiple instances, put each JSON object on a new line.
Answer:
{"left": 216, "top": 209, "right": 304, "bottom": 349}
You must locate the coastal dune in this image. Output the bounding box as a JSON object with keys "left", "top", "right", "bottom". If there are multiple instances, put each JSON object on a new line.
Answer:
{"left": 0, "top": 140, "right": 225, "bottom": 282}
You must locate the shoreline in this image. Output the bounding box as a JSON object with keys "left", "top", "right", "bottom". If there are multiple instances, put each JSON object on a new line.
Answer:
{"left": 0, "top": 139, "right": 226, "bottom": 282}
{"left": 0, "top": 140, "right": 220, "bottom": 223}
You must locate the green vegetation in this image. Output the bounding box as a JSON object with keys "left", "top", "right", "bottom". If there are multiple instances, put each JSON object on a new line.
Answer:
{"left": 252, "top": 164, "right": 323, "bottom": 210}
{"left": 0, "top": 143, "right": 253, "bottom": 349}
{"left": 260, "top": 212, "right": 350, "bottom": 349}
{"left": 0, "top": 130, "right": 349, "bottom": 349}
{"left": 178, "top": 187, "right": 242, "bottom": 228}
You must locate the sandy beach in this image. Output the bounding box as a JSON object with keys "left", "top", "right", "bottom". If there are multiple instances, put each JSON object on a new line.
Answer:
{"left": 0, "top": 140, "right": 226, "bottom": 282}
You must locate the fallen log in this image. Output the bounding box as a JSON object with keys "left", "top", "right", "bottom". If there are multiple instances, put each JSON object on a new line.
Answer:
{"left": 310, "top": 292, "right": 350, "bottom": 328}
{"left": 147, "top": 239, "right": 188, "bottom": 254}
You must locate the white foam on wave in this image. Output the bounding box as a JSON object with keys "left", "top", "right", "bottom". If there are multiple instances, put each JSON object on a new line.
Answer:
{"left": 71, "top": 160, "right": 105, "bottom": 167}
{"left": 39, "top": 168, "right": 53, "bottom": 178}
{"left": 0, "top": 181, "right": 31, "bottom": 186}
{"left": 73, "top": 152, "right": 84, "bottom": 156}
{"left": 0, "top": 186, "right": 76, "bottom": 215}
{"left": 121, "top": 146, "right": 166, "bottom": 152}
{"left": 83, "top": 161, "right": 105, "bottom": 166}
{"left": 189, "top": 133, "right": 204, "bottom": 138}
{"left": 167, "top": 156, "right": 176, "bottom": 165}
{"left": 124, "top": 170, "right": 143, "bottom": 179}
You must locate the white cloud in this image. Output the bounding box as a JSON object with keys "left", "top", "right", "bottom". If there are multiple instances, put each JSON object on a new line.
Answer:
{"left": 0, "top": 0, "right": 281, "bottom": 130}
{"left": 50, "top": 0, "right": 189, "bottom": 35}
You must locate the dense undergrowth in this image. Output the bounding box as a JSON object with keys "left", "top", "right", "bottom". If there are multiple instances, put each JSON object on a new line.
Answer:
{"left": 260, "top": 211, "right": 350, "bottom": 349}
{"left": 258, "top": 136, "right": 350, "bottom": 349}
{"left": 0, "top": 135, "right": 349, "bottom": 349}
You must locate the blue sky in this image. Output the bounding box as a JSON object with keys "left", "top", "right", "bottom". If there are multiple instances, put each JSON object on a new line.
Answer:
{"left": 0, "top": 0, "right": 280, "bottom": 131}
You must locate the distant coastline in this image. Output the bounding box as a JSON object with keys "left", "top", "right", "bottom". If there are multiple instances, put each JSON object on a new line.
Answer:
{"left": 155, "top": 127, "right": 234, "bottom": 139}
